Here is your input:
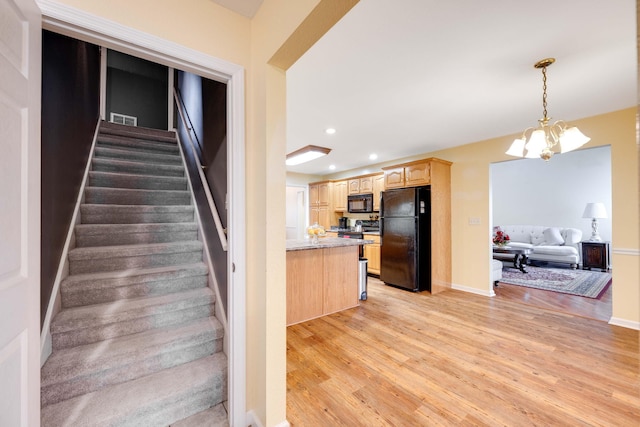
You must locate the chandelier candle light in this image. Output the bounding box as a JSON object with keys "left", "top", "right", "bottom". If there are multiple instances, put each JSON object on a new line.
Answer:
{"left": 506, "top": 58, "right": 590, "bottom": 161}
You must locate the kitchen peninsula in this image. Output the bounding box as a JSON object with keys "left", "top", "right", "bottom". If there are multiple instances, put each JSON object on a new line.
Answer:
{"left": 286, "top": 237, "right": 372, "bottom": 326}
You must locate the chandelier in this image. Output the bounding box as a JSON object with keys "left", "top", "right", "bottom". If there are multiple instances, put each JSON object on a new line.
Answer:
{"left": 505, "top": 58, "right": 590, "bottom": 161}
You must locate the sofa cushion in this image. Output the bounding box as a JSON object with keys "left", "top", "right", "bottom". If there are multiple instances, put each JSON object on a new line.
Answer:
{"left": 533, "top": 245, "right": 578, "bottom": 256}
{"left": 561, "top": 228, "right": 582, "bottom": 245}
{"left": 543, "top": 227, "right": 564, "bottom": 246}
{"left": 507, "top": 242, "right": 534, "bottom": 250}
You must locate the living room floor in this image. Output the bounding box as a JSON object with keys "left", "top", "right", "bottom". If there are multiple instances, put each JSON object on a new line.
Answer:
{"left": 494, "top": 272, "right": 612, "bottom": 322}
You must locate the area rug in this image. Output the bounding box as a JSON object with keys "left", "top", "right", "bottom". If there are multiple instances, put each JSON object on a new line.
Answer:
{"left": 499, "top": 266, "right": 612, "bottom": 298}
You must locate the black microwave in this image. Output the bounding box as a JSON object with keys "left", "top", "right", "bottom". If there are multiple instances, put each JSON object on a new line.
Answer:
{"left": 348, "top": 193, "right": 374, "bottom": 213}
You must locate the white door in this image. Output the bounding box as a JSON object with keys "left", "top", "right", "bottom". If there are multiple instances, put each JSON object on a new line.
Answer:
{"left": 0, "top": 0, "right": 42, "bottom": 426}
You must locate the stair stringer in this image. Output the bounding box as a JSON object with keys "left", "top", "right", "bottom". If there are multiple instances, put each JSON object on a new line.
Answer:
{"left": 40, "top": 118, "right": 101, "bottom": 367}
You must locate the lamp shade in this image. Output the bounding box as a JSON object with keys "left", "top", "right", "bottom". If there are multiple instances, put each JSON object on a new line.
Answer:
{"left": 559, "top": 126, "right": 590, "bottom": 153}
{"left": 582, "top": 202, "right": 607, "bottom": 219}
{"left": 505, "top": 138, "right": 525, "bottom": 157}
{"left": 524, "top": 129, "right": 546, "bottom": 158}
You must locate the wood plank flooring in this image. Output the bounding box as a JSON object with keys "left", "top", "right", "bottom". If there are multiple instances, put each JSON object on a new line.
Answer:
{"left": 286, "top": 277, "right": 639, "bottom": 426}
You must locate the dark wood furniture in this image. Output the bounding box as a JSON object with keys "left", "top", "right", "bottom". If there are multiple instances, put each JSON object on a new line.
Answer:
{"left": 581, "top": 241, "right": 610, "bottom": 271}
{"left": 493, "top": 246, "right": 533, "bottom": 273}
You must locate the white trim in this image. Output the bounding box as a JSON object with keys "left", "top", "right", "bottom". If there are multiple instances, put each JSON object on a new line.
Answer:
{"left": 99, "top": 46, "right": 106, "bottom": 119}
{"left": 608, "top": 317, "right": 640, "bottom": 330}
{"left": 451, "top": 283, "right": 495, "bottom": 297}
{"left": 246, "top": 410, "right": 290, "bottom": 427}
{"left": 168, "top": 68, "right": 174, "bottom": 130}
{"left": 40, "top": 119, "right": 101, "bottom": 366}
{"left": 611, "top": 247, "right": 640, "bottom": 256}
{"left": 37, "top": 2, "right": 248, "bottom": 424}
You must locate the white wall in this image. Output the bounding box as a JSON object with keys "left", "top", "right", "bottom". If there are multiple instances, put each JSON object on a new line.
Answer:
{"left": 285, "top": 186, "right": 306, "bottom": 239}
{"left": 491, "top": 146, "right": 612, "bottom": 243}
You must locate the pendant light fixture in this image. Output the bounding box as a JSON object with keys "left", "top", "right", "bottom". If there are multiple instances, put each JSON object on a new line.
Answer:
{"left": 506, "top": 58, "right": 590, "bottom": 161}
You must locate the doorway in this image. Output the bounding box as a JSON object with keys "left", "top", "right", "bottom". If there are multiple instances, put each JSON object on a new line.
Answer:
{"left": 489, "top": 146, "right": 612, "bottom": 321}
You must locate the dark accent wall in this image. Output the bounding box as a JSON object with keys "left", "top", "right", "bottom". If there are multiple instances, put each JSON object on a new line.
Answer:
{"left": 176, "top": 71, "right": 228, "bottom": 313}
{"left": 41, "top": 31, "right": 101, "bottom": 327}
{"left": 106, "top": 50, "right": 168, "bottom": 130}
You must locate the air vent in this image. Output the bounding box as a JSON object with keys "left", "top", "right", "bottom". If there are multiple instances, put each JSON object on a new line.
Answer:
{"left": 109, "top": 113, "right": 137, "bottom": 126}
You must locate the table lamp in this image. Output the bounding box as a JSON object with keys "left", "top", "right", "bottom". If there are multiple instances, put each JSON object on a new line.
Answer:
{"left": 582, "top": 202, "right": 607, "bottom": 241}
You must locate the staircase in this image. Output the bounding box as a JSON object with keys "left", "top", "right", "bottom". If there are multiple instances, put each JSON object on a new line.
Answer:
{"left": 41, "top": 121, "right": 228, "bottom": 426}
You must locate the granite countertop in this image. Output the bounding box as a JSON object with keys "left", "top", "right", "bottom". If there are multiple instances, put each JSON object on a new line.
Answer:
{"left": 286, "top": 237, "right": 374, "bottom": 251}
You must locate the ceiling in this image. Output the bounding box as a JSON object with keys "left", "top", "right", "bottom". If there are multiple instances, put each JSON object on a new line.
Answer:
{"left": 210, "top": 0, "right": 263, "bottom": 17}
{"left": 285, "top": 0, "right": 637, "bottom": 176}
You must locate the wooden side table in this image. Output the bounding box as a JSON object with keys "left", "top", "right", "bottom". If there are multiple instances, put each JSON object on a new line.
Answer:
{"left": 581, "top": 241, "right": 610, "bottom": 272}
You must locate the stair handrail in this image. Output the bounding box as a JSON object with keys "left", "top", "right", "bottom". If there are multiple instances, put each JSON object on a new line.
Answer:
{"left": 173, "top": 87, "right": 228, "bottom": 252}
{"left": 174, "top": 87, "right": 207, "bottom": 163}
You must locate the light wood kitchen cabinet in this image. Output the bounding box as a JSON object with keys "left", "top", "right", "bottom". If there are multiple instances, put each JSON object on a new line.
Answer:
{"left": 309, "top": 181, "right": 331, "bottom": 206}
{"left": 383, "top": 160, "right": 431, "bottom": 189}
{"left": 348, "top": 176, "right": 373, "bottom": 195}
{"left": 372, "top": 173, "right": 385, "bottom": 211}
{"left": 333, "top": 180, "right": 348, "bottom": 211}
{"left": 310, "top": 206, "right": 330, "bottom": 229}
{"left": 363, "top": 234, "right": 381, "bottom": 275}
{"left": 287, "top": 244, "right": 359, "bottom": 326}
{"left": 309, "top": 181, "right": 333, "bottom": 229}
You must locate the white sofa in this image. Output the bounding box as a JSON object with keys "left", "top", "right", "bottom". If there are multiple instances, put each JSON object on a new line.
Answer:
{"left": 493, "top": 225, "right": 582, "bottom": 269}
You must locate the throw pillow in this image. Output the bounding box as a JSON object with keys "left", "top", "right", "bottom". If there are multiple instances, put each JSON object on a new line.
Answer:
{"left": 543, "top": 227, "right": 564, "bottom": 246}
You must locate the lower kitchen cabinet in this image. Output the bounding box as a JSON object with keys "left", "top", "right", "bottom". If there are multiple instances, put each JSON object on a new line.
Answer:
{"left": 363, "top": 234, "right": 381, "bottom": 275}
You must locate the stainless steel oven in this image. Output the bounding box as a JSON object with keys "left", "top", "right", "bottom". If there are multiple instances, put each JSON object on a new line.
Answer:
{"left": 348, "top": 193, "right": 373, "bottom": 213}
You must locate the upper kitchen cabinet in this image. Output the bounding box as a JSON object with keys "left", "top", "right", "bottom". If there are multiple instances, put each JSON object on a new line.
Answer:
{"left": 348, "top": 176, "right": 373, "bottom": 195}
{"left": 309, "top": 181, "right": 334, "bottom": 229}
{"left": 372, "top": 173, "right": 385, "bottom": 211}
{"left": 309, "top": 181, "right": 331, "bottom": 206}
{"left": 333, "top": 180, "right": 348, "bottom": 211}
{"left": 382, "top": 158, "right": 449, "bottom": 189}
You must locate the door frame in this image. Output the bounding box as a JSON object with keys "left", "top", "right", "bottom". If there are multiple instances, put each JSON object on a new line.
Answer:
{"left": 37, "top": 0, "right": 247, "bottom": 424}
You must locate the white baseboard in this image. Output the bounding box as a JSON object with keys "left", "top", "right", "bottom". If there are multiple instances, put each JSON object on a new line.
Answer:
{"left": 246, "top": 410, "right": 290, "bottom": 427}
{"left": 609, "top": 317, "right": 640, "bottom": 330}
{"left": 451, "top": 283, "right": 495, "bottom": 297}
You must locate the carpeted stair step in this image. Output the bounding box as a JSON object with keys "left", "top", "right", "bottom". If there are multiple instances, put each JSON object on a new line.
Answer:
{"left": 41, "top": 317, "right": 224, "bottom": 406}
{"left": 50, "top": 287, "right": 215, "bottom": 350}
{"left": 92, "top": 157, "right": 185, "bottom": 177}
{"left": 68, "top": 241, "right": 203, "bottom": 275}
{"left": 75, "top": 222, "right": 198, "bottom": 247}
{"left": 60, "top": 263, "right": 208, "bottom": 308}
{"left": 97, "top": 134, "right": 179, "bottom": 154}
{"left": 41, "top": 353, "right": 227, "bottom": 427}
{"left": 80, "top": 204, "right": 195, "bottom": 224}
{"left": 94, "top": 146, "right": 182, "bottom": 165}
{"left": 85, "top": 187, "right": 191, "bottom": 206}
{"left": 89, "top": 171, "right": 187, "bottom": 191}
{"left": 170, "top": 403, "right": 228, "bottom": 427}
{"left": 100, "top": 121, "right": 176, "bottom": 140}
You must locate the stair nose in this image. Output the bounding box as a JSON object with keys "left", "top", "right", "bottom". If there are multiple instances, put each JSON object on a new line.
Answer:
{"left": 85, "top": 187, "right": 191, "bottom": 206}
{"left": 80, "top": 204, "right": 195, "bottom": 224}
{"left": 68, "top": 241, "right": 204, "bottom": 274}
{"left": 75, "top": 222, "right": 198, "bottom": 247}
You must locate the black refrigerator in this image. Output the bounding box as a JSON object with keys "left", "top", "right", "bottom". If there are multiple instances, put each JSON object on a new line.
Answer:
{"left": 380, "top": 186, "right": 431, "bottom": 292}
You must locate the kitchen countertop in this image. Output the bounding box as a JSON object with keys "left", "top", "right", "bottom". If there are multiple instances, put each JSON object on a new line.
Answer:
{"left": 286, "top": 237, "right": 374, "bottom": 251}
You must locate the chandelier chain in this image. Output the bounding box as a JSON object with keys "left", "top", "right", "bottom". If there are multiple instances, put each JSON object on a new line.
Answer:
{"left": 541, "top": 66, "right": 548, "bottom": 119}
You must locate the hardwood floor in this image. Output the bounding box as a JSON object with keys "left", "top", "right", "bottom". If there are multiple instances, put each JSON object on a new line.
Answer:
{"left": 286, "top": 278, "right": 639, "bottom": 426}
{"left": 494, "top": 279, "right": 612, "bottom": 322}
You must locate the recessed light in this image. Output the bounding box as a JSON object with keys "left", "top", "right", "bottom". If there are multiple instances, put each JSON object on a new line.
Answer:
{"left": 325, "top": 128, "right": 336, "bottom": 135}
{"left": 369, "top": 153, "right": 378, "bottom": 160}
{"left": 329, "top": 164, "right": 336, "bottom": 170}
